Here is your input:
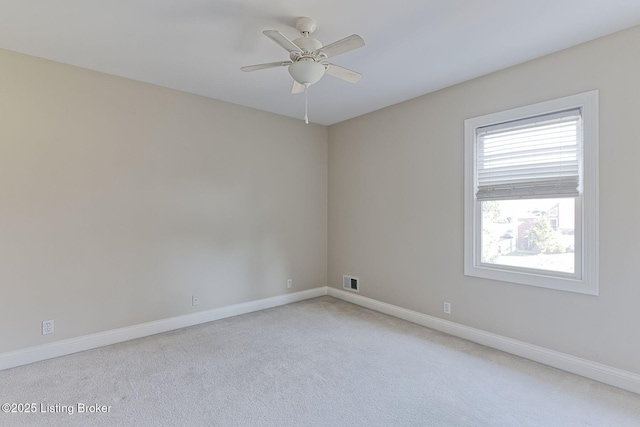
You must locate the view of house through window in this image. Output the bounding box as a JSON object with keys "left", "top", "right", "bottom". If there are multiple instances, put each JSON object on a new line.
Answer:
{"left": 480, "top": 198, "right": 575, "bottom": 274}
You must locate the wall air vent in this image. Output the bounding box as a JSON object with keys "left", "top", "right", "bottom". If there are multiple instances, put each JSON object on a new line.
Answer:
{"left": 343, "top": 275, "right": 359, "bottom": 292}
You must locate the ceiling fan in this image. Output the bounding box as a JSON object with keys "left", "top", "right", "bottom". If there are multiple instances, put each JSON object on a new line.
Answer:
{"left": 241, "top": 17, "right": 365, "bottom": 123}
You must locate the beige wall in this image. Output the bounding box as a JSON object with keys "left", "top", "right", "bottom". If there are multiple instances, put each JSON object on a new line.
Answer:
{"left": 0, "top": 49, "right": 328, "bottom": 353}
{"left": 328, "top": 25, "right": 640, "bottom": 374}
{"left": 3, "top": 24, "right": 640, "bottom": 377}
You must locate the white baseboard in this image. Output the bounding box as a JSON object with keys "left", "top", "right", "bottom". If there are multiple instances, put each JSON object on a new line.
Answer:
{"left": 327, "top": 287, "right": 640, "bottom": 395}
{"left": 3, "top": 286, "right": 639, "bottom": 396}
{"left": 0, "top": 287, "right": 326, "bottom": 371}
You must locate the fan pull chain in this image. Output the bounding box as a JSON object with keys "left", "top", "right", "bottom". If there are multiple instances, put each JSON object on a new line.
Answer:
{"left": 304, "top": 83, "right": 310, "bottom": 124}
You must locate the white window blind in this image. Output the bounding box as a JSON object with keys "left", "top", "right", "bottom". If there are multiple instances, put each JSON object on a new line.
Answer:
{"left": 476, "top": 109, "right": 581, "bottom": 201}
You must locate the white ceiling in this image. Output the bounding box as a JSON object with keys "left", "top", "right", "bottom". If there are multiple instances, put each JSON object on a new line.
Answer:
{"left": 2, "top": 1, "right": 640, "bottom": 126}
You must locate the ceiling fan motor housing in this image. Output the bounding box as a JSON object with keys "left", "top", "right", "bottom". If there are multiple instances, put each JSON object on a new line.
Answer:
{"left": 292, "top": 37, "right": 322, "bottom": 55}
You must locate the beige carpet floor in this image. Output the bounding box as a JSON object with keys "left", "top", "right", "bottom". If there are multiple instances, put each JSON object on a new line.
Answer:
{"left": 1, "top": 296, "right": 639, "bottom": 426}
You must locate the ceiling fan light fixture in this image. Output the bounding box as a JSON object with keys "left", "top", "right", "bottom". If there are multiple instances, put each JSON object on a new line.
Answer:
{"left": 288, "top": 59, "right": 325, "bottom": 86}
{"left": 241, "top": 17, "right": 365, "bottom": 124}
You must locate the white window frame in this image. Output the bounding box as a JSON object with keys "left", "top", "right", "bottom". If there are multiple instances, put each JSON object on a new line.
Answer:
{"left": 464, "top": 91, "right": 599, "bottom": 295}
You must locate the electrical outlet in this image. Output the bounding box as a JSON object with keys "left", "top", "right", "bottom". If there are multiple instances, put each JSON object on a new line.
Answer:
{"left": 287, "top": 279, "right": 292, "bottom": 289}
{"left": 443, "top": 302, "right": 451, "bottom": 315}
{"left": 42, "top": 320, "right": 54, "bottom": 335}
{"left": 192, "top": 295, "right": 200, "bottom": 306}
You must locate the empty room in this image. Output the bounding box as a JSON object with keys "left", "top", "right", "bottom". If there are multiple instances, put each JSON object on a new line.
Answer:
{"left": 1, "top": 1, "right": 640, "bottom": 425}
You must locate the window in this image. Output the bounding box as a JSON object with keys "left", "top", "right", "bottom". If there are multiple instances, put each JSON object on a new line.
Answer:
{"left": 464, "top": 91, "right": 599, "bottom": 295}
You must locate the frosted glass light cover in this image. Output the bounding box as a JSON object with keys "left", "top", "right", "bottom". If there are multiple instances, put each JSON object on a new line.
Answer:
{"left": 288, "top": 60, "right": 325, "bottom": 85}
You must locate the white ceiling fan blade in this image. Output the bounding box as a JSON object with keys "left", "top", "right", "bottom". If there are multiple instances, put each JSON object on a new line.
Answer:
{"left": 324, "top": 63, "right": 362, "bottom": 83}
{"left": 263, "top": 30, "right": 301, "bottom": 53}
{"left": 291, "top": 80, "right": 306, "bottom": 94}
{"left": 241, "top": 61, "right": 292, "bottom": 72}
{"left": 315, "top": 34, "right": 364, "bottom": 59}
